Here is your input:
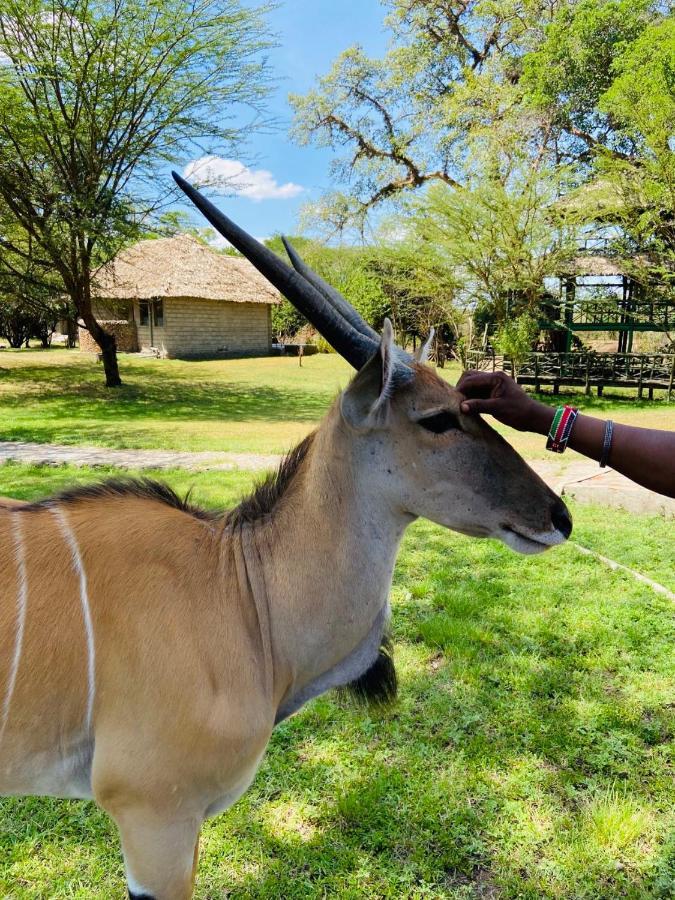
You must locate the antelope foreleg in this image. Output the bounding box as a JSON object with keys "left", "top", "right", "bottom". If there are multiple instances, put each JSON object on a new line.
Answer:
{"left": 111, "top": 805, "right": 202, "bottom": 900}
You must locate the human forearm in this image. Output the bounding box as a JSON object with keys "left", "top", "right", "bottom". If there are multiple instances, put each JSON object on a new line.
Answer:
{"left": 457, "top": 371, "right": 675, "bottom": 499}
{"left": 510, "top": 400, "right": 675, "bottom": 497}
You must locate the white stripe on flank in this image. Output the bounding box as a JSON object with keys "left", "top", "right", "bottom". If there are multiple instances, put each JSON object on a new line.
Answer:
{"left": 52, "top": 507, "right": 96, "bottom": 732}
{"left": 0, "top": 515, "right": 28, "bottom": 744}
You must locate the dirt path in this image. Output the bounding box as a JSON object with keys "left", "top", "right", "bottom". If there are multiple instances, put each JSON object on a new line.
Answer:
{"left": 0, "top": 440, "right": 280, "bottom": 472}
{"left": 0, "top": 440, "right": 672, "bottom": 516}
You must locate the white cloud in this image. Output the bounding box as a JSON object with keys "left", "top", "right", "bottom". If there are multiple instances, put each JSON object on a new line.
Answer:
{"left": 208, "top": 230, "right": 268, "bottom": 250}
{"left": 183, "top": 156, "right": 304, "bottom": 202}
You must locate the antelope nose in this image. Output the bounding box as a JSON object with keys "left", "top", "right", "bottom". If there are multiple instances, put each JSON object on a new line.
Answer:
{"left": 552, "top": 501, "right": 572, "bottom": 539}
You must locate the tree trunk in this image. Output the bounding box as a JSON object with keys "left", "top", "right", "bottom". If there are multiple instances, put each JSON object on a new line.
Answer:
{"left": 65, "top": 316, "right": 78, "bottom": 349}
{"left": 73, "top": 265, "right": 123, "bottom": 386}
{"left": 99, "top": 332, "right": 122, "bottom": 387}
{"left": 79, "top": 303, "right": 122, "bottom": 387}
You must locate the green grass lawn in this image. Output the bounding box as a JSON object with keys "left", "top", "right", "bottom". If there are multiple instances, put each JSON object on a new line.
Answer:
{"left": 0, "top": 348, "right": 672, "bottom": 459}
{"left": 0, "top": 464, "right": 673, "bottom": 899}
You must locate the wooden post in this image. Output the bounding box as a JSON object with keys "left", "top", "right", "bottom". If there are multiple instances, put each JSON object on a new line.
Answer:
{"left": 637, "top": 356, "right": 644, "bottom": 399}
{"left": 564, "top": 279, "right": 574, "bottom": 353}
{"left": 534, "top": 354, "right": 540, "bottom": 393}
{"left": 584, "top": 354, "right": 591, "bottom": 396}
{"left": 648, "top": 356, "right": 655, "bottom": 400}
{"left": 668, "top": 356, "right": 674, "bottom": 403}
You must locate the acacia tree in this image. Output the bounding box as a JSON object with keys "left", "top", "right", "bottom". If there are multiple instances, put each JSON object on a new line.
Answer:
{"left": 290, "top": 0, "right": 567, "bottom": 231}
{"left": 402, "top": 169, "right": 578, "bottom": 324}
{"left": 0, "top": 0, "right": 271, "bottom": 386}
{"left": 522, "top": 0, "right": 666, "bottom": 166}
{"left": 526, "top": 4, "right": 674, "bottom": 345}
{"left": 265, "top": 234, "right": 459, "bottom": 351}
{"left": 593, "top": 18, "right": 675, "bottom": 257}
{"left": 291, "top": 0, "right": 668, "bottom": 233}
{"left": 0, "top": 201, "right": 65, "bottom": 346}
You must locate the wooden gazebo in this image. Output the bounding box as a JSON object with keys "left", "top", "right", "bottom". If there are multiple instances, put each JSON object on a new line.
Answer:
{"left": 468, "top": 252, "right": 674, "bottom": 399}
{"left": 540, "top": 254, "right": 672, "bottom": 354}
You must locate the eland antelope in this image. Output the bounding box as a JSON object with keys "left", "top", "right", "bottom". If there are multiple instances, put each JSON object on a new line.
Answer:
{"left": 0, "top": 174, "right": 572, "bottom": 900}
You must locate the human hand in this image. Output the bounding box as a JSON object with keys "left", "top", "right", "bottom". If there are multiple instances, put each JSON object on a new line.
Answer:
{"left": 456, "top": 370, "right": 553, "bottom": 434}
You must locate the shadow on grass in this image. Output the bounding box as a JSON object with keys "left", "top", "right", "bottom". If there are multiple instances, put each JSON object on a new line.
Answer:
{"left": 0, "top": 363, "right": 335, "bottom": 426}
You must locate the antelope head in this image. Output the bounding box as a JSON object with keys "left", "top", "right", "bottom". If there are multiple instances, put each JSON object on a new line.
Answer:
{"left": 173, "top": 173, "right": 571, "bottom": 553}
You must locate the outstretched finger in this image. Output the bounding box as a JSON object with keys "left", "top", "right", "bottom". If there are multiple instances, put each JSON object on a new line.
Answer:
{"left": 456, "top": 371, "right": 503, "bottom": 399}
{"left": 459, "top": 398, "right": 503, "bottom": 416}
{"left": 456, "top": 369, "right": 495, "bottom": 387}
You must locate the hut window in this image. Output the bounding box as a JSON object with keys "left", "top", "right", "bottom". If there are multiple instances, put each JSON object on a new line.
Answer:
{"left": 153, "top": 300, "right": 164, "bottom": 327}
{"left": 139, "top": 301, "right": 150, "bottom": 326}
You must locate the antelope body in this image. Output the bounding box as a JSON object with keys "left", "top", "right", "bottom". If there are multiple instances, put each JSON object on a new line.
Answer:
{"left": 0, "top": 177, "right": 571, "bottom": 899}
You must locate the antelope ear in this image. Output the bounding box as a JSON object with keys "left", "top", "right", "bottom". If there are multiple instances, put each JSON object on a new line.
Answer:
{"left": 415, "top": 327, "right": 435, "bottom": 364}
{"left": 341, "top": 318, "right": 396, "bottom": 428}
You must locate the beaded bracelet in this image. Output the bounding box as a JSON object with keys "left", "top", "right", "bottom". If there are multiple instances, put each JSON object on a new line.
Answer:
{"left": 546, "top": 405, "right": 578, "bottom": 454}
{"left": 599, "top": 419, "right": 614, "bottom": 468}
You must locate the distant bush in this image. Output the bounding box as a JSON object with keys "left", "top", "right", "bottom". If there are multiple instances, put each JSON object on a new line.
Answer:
{"left": 314, "top": 335, "right": 337, "bottom": 354}
{"left": 0, "top": 297, "right": 59, "bottom": 348}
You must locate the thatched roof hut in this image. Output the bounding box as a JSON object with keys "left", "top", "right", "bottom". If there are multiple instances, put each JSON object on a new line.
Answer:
{"left": 93, "top": 234, "right": 280, "bottom": 305}
{"left": 81, "top": 235, "right": 280, "bottom": 358}
{"left": 560, "top": 254, "right": 653, "bottom": 278}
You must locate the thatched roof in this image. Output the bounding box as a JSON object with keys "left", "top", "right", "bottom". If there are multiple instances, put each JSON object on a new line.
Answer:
{"left": 93, "top": 234, "right": 280, "bottom": 305}
{"left": 564, "top": 255, "right": 626, "bottom": 276}
{"left": 561, "top": 254, "right": 653, "bottom": 277}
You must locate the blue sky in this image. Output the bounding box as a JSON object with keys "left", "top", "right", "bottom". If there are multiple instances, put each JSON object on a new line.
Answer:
{"left": 176, "top": 0, "right": 390, "bottom": 244}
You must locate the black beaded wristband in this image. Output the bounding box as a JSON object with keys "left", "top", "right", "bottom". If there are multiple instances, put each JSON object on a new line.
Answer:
{"left": 599, "top": 420, "right": 614, "bottom": 468}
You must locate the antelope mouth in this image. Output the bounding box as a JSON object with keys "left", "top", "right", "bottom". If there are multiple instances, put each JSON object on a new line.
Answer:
{"left": 498, "top": 525, "right": 566, "bottom": 555}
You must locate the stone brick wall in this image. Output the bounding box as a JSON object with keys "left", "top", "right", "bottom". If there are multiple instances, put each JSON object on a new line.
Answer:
{"left": 79, "top": 299, "right": 272, "bottom": 357}
{"left": 78, "top": 321, "right": 138, "bottom": 353}
{"left": 152, "top": 298, "right": 271, "bottom": 357}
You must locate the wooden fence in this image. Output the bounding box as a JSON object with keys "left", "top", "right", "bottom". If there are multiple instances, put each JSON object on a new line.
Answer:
{"left": 465, "top": 351, "right": 675, "bottom": 400}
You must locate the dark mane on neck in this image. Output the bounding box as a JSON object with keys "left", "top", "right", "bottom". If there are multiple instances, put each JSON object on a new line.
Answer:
{"left": 16, "top": 434, "right": 315, "bottom": 527}
{"left": 19, "top": 477, "right": 217, "bottom": 521}
{"left": 225, "top": 433, "right": 315, "bottom": 529}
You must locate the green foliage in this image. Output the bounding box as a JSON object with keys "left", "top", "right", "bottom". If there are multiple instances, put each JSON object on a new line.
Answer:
{"left": 265, "top": 236, "right": 320, "bottom": 339}
{"left": 522, "top": 1, "right": 673, "bottom": 258}
{"left": 290, "top": 0, "right": 564, "bottom": 228}
{"left": 0, "top": 296, "right": 60, "bottom": 348}
{"left": 0, "top": 206, "right": 66, "bottom": 347}
{"left": 404, "top": 178, "right": 576, "bottom": 325}
{"left": 494, "top": 314, "right": 540, "bottom": 379}
{"left": 313, "top": 335, "right": 337, "bottom": 354}
{"left": 266, "top": 234, "right": 455, "bottom": 346}
{"left": 522, "top": 0, "right": 657, "bottom": 143}
{"left": 596, "top": 17, "right": 675, "bottom": 274}
{"left": 601, "top": 16, "right": 675, "bottom": 151}
{"left": 291, "top": 0, "right": 672, "bottom": 323}
{"left": 147, "top": 212, "right": 219, "bottom": 248}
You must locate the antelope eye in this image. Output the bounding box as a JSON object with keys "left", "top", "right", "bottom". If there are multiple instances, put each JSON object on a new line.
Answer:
{"left": 418, "top": 411, "right": 461, "bottom": 434}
